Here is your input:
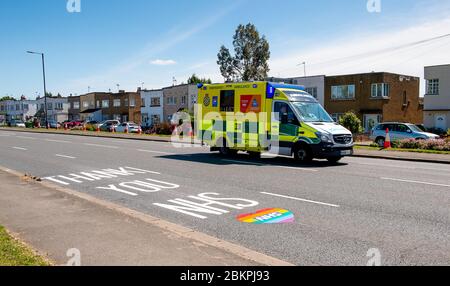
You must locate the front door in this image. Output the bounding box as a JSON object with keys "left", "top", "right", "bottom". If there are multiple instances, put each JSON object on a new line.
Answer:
{"left": 364, "top": 114, "right": 381, "bottom": 133}
{"left": 435, "top": 114, "right": 447, "bottom": 131}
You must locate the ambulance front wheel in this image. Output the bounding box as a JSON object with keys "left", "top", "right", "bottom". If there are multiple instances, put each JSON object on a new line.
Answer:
{"left": 293, "top": 144, "right": 313, "bottom": 163}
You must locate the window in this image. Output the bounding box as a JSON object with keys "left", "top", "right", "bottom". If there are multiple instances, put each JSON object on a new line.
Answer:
{"left": 274, "top": 102, "right": 300, "bottom": 125}
{"left": 40, "top": 104, "right": 45, "bottom": 110}
{"left": 305, "top": 87, "right": 318, "bottom": 99}
{"left": 73, "top": 102, "right": 80, "bottom": 109}
{"left": 331, "top": 85, "right": 355, "bottom": 100}
{"left": 97, "top": 100, "right": 100, "bottom": 108}
{"left": 395, "top": 124, "right": 409, "bottom": 133}
{"left": 167, "top": 97, "right": 177, "bottom": 105}
{"left": 47, "top": 103, "right": 53, "bottom": 110}
{"left": 102, "top": 100, "right": 109, "bottom": 108}
{"left": 371, "top": 83, "right": 390, "bottom": 98}
{"left": 23, "top": 104, "right": 29, "bottom": 110}
{"left": 130, "top": 97, "right": 136, "bottom": 107}
{"left": 220, "top": 90, "right": 235, "bottom": 112}
{"left": 83, "top": 101, "right": 89, "bottom": 108}
{"left": 151, "top": 97, "right": 161, "bottom": 107}
{"left": 427, "top": 79, "right": 439, "bottom": 95}
{"left": 16, "top": 104, "right": 20, "bottom": 111}
{"left": 124, "top": 98, "right": 129, "bottom": 107}
{"left": 151, "top": 115, "right": 161, "bottom": 125}
{"left": 113, "top": 99, "right": 121, "bottom": 107}
{"left": 141, "top": 98, "right": 145, "bottom": 107}
{"left": 331, "top": 113, "right": 344, "bottom": 123}
{"left": 55, "top": 103, "right": 63, "bottom": 110}
{"left": 181, "top": 96, "right": 186, "bottom": 105}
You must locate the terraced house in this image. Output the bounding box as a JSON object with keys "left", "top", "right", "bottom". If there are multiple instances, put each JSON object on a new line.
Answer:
{"left": 325, "top": 72, "right": 423, "bottom": 132}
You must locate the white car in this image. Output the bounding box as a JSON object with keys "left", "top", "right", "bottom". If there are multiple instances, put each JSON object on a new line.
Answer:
{"left": 10, "top": 120, "right": 26, "bottom": 128}
{"left": 115, "top": 122, "right": 141, "bottom": 133}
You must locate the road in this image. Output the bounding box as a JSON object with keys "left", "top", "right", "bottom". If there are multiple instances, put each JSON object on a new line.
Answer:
{"left": 0, "top": 130, "right": 449, "bottom": 266}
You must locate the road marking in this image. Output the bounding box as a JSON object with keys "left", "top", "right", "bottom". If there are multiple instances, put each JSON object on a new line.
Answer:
{"left": 276, "top": 166, "right": 319, "bottom": 172}
{"left": 0, "top": 134, "right": 11, "bottom": 137}
{"left": 55, "top": 154, "right": 76, "bottom": 159}
{"left": 12, "top": 147, "right": 27, "bottom": 151}
{"left": 381, "top": 177, "right": 450, "bottom": 188}
{"left": 138, "top": 149, "right": 175, "bottom": 155}
{"left": 261, "top": 192, "right": 340, "bottom": 208}
{"left": 46, "top": 139, "right": 71, "bottom": 144}
{"left": 84, "top": 143, "right": 119, "bottom": 149}
{"left": 17, "top": 136, "right": 37, "bottom": 140}
{"left": 222, "top": 159, "right": 264, "bottom": 166}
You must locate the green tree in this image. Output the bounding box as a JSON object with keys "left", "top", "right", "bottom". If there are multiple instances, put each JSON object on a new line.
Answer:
{"left": 0, "top": 96, "right": 16, "bottom": 102}
{"left": 339, "top": 112, "right": 363, "bottom": 135}
{"left": 217, "top": 23, "right": 270, "bottom": 82}
{"left": 187, "top": 74, "right": 212, "bottom": 84}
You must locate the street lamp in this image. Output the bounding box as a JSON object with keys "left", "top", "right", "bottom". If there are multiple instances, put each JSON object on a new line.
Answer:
{"left": 27, "top": 51, "right": 48, "bottom": 129}
{"left": 298, "top": 61, "right": 307, "bottom": 78}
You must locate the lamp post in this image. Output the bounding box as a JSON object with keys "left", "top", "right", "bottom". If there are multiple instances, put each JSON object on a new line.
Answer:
{"left": 27, "top": 51, "right": 48, "bottom": 129}
{"left": 298, "top": 61, "right": 306, "bottom": 78}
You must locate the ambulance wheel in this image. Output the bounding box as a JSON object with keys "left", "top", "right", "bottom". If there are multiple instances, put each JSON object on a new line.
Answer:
{"left": 294, "top": 144, "right": 313, "bottom": 163}
{"left": 376, "top": 137, "right": 385, "bottom": 147}
{"left": 217, "top": 138, "right": 237, "bottom": 156}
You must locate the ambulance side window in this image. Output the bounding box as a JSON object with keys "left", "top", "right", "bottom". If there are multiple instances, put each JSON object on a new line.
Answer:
{"left": 220, "top": 90, "right": 235, "bottom": 112}
{"left": 274, "top": 102, "right": 300, "bottom": 126}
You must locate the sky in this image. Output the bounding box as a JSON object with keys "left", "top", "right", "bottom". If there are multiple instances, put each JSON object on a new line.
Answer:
{"left": 1, "top": 0, "right": 450, "bottom": 99}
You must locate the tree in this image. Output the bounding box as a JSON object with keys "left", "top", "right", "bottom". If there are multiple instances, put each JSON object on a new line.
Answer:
{"left": 217, "top": 23, "right": 270, "bottom": 82}
{"left": 339, "top": 112, "right": 363, "bottom": 135}
{"left": 0, "top": 96, "right": 15, "bottom": 102}
{"left": 187, "top": 74, "right": 212, "bottom": 84}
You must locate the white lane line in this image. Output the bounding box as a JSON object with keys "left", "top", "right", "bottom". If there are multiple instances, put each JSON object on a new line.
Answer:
{"left": 381, "top": 177, "right": 450, "bottom": 188}
{"left": 46, "top": 139, "right": 71, "bottom": 144}
{"left": 17, "top": 136, "right": 37, "bottom": 140}
{"left": 55, "top": 154, "right": 76, "bottom": 159}
{"left": 261, "top": 192, "right": 340, "bottom": 208}
{"left": 12, "top": 147, "right": 27, "bottom": 151}
{"left": 0, "top": 134, "right": 11, "bottom": 137}
{"left": 277, "top": 166, "right": 319, "bottom": 172}
{"left": 138, "top": 149, "right": 175, "bottom": 155}
{"left": 84, "top": 143, "right": 119, "bottom": 149}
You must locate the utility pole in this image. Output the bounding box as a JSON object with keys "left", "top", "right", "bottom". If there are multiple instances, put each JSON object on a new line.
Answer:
{"left": 27, "top": 51, "right": 48, "bottom": 129}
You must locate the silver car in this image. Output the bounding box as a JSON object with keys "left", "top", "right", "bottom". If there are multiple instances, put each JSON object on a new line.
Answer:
{"left": 370, "top": 122, "right": 440, "bottom": 146}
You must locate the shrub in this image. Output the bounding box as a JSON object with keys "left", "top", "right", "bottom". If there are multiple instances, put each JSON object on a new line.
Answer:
{"left": 339, "top": 112, "right": 363, "bottom": 135}
{"left": 395, "top": 138, "right": 450, "bottom": 151}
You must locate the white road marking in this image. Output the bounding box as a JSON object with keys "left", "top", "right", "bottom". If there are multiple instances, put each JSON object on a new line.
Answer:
{"left": 46, "top": 139, "right": 71, "bottom": 144}
{"left": 12, "top": 147, "right": 27, "bottom": 151}
{"left": 0, "top": 134, "right": 11, "bottom": 137}
{"left": 381, "top": 177, "right": 450, "bottom": 188}
{"left": 138, "top": 149, "right": 175, "bottom": 155}
{"left": 84, "top": 143, "right": 119, "bottom": 149}
{"left": 17, "top": 136, "right": 37, "bottom": 140}
{"left": 55, "top": 154, "right": 76, "bottom": 159}
{"left": 276, "top": 166, "right": 319, "bottom": 172}
{"left": 261, "top": 192, "right": 340, "bottom": 208}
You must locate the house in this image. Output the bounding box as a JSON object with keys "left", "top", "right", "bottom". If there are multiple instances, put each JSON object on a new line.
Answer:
{"left": 68, "top": 95, "right": 81, "bottom": 121}
{"left": 0, "top": 98, "right": 37, "bottom": 123}
{"left": 35, "top": 96, "right": 69, "bottom": 123}
{"left": 140, "top": 88, "right": 163, "bottom": 128}
{"left": 423, "top": 64, "right": 450, "bottom": 132}
{"left": 324, "top": 72, "right": 423, "bottom": 132}
{"left": 267, "top": 75, "right": 326, "bottom": 106}
{"left": 78, "top": 91, "right": 142, "bottom": 124}
{"left": 163, "top": 84, "right": 196, "bottom": 123}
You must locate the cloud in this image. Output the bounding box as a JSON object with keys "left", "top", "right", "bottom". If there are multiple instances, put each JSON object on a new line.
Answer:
{"left": 150, "top": 59, "right": 177, "bottom": 66}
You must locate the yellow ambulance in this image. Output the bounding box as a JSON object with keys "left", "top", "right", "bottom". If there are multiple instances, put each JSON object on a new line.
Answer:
{"left": 196, "top": 82, "right": 354, "bottom": 163}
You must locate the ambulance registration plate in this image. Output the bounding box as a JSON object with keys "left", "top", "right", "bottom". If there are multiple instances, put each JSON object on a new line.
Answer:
{"left": 341, "top": 150, "right": 352, "bottom": 156}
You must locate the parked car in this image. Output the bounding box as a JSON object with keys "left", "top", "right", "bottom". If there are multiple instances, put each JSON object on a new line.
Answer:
{"left": 9, "top": 120, "right": 26, "bottom": 128}
{"left": 41, "top": 120, "right": 61, "bottom": 129}
{"left": 115, "top": 122, "right": 141, "bottom": 133}
{"left": 370, "top": 122, "right": 440, "bottom": 146}
{"left": 100, "top": 120, "right": 121, "bottom": 132}
{"left": 84, "top": 121, "right": 102, "bottom": 130}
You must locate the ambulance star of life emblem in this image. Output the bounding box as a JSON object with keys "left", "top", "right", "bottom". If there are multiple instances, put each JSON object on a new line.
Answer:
{"left": 203, "top": 95, "right": 211, "bottom": 107}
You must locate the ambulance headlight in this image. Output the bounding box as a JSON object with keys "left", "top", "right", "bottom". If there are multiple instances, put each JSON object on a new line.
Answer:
{"left": 317, "top": 132, "right": 333, "bottom": 143}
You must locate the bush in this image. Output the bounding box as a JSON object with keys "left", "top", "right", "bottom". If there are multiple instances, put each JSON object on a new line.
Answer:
{"left": 339, "top": 112, "right": 363, "bottom": 135}
{"left": 146, "top": 123, "right": 174, "bottom": 135}
{"left": 395, "top": 138, "right": 450, "bottom": 151}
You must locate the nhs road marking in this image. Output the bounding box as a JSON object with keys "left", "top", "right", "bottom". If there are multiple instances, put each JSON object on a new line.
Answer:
{"left": 55, "top": 154, "right": 76, "bottom": 159}
{"left": 97, "top": 179, "right": 180, "bottom": 196}
{"left": 154, "top": 193, "right": 259, "bottom": 219}
{"left": 12, "top": 147, "right": 27, "bottom": 151}
{"left": 138, "top": 149, "right": 175, "bottom": 155}
{"left": 261, "top": 192, "right": 340, "bottom": 208}
{"left": 84, "top": 143, "right": 119, "bottom": 149}
{"left": 381, "top": 177, "right": 450, "bottom": 188}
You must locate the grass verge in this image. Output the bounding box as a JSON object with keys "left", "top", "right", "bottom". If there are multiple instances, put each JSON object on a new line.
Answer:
{"left": 0, "top": 226, "right": 50, "bottom": 266}
{"left": 355, "top": 145, "right": 450, "bottom": 155}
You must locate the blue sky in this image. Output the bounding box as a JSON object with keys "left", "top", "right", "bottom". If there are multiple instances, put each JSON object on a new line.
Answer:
{"left": 1, "top": 0, "right": 450, "bottom": 98}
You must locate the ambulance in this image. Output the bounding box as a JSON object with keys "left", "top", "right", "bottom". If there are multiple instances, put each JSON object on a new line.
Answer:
{"left": 196, "top": 82, "right": 354, "bottom": 163}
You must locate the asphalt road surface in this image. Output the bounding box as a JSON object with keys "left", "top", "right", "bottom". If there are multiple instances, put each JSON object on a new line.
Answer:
{"left": 1, "top": 130, "right": 449, "bottom": 266}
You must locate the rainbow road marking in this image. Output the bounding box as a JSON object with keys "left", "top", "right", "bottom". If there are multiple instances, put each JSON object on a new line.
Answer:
{"left": 237, "top": 208, "right": 295, "bottom": 224}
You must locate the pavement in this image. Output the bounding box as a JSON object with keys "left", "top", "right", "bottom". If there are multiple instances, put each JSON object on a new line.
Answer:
{"left": 0, "top": 169, "right": 285, "bottom": 266}
{"left": 0, "top": 130, "right": 449, "bottom": 266}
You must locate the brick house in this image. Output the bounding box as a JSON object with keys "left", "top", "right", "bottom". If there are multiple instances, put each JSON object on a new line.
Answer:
{"left": 162, "top": 84, "right": 196, "bottom": 123}
{"left": 68, "top": 95, "right": 81, "bottom": 121}
{"left": 324, "top": 72, "right": 423, "bottom": 132}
